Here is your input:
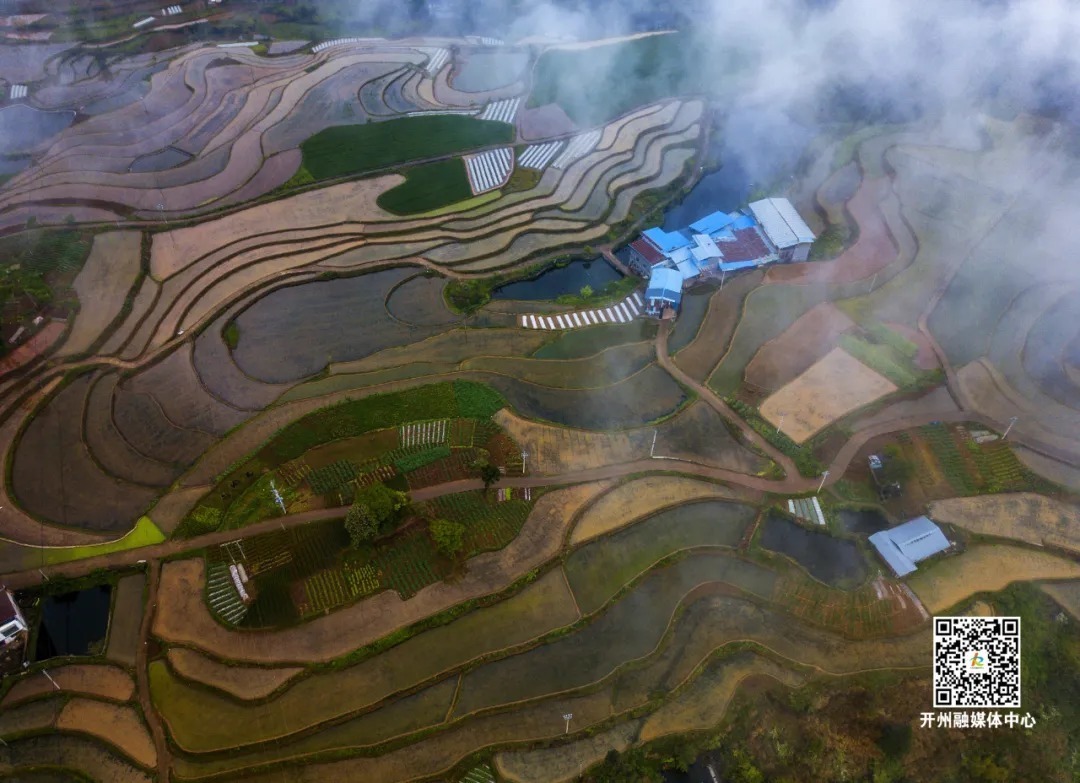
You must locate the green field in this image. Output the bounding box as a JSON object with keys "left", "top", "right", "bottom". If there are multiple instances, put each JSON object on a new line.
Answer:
{"left": 840, "top": 333, "right": 920, "bottom": 387}
{"left": 301, "top": 116, "right": 514, "bottom": 180}
{"left": 40, "top": 516, "right": 165, "bottom": 566}
{"left": 375, "top": 158, "right": 474, "bottom": 215}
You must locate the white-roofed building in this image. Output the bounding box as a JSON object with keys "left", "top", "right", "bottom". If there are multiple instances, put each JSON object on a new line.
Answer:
{"left": 748, "top": 197, "right": 815, "bottom": 262}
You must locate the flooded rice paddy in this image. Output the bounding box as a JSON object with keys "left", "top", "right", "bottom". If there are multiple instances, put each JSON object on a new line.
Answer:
{"left": 759, "top": 511, "right": 868, "bottom": 588}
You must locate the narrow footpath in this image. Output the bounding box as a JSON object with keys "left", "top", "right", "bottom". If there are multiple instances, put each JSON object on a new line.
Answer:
{"left": 134, "top": 560, "right": 171, "bottom": 783}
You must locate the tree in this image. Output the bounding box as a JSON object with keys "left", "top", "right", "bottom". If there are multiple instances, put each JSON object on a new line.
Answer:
{"left": 343, "top": 483, "right": 409, "bottom": 547}
{"left": 579, "top": 284, "right": 593, "bottom": 299}
{"left": 344, "top": 503, "right": 380, "bottom": 546}
{"left": 429, "top": 518, "right": 465, "bottom": 557}
{"left": 478, "top": 462, "right": 501, "bottom": 492}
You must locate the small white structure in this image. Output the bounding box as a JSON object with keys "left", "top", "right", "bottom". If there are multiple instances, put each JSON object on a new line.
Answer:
{"left": 8, "top": 84, "right": 27, "bottom": 99}
{"left": 0, "top": 591, "right": 27, "bottom": 647}
{"left": 748, "top": 197, "right": 816, "bottom": 263}
{"left": 132, "top": 16, "right": 156, "bottom": 28}
{"left": 161, "top": 5, "right": 182, "bottom": 15}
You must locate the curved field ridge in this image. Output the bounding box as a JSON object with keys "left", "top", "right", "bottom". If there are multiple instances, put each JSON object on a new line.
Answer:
{"left": 56, "top": 698, "right": 157, "bottom": 769}
{"left": 570, "top": 476, "right": 743, "bottom": 545}
{"left": 639, "top": 652, "right": 807, "bottom": 742}
{"left": 0, "top": 734, "right": 152, "bottom": 783}
{"left": 1, "top": 664, "right": 135, "bottom": 707}
{"left": 166, "top": 648, "right": 303, "bottom": 700}
{"left": 58, "top": 231, "right": 143, "bottom": 358}
{"left": 153, "top": 482, "right": 612, "bottom": 663}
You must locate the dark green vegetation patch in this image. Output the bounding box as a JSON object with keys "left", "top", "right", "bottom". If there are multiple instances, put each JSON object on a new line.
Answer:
{"left": 301, "top": 116, "right": 514, "bottom": 180}
{"left": 376, "top": 158, "right": 473, "bottom": 215}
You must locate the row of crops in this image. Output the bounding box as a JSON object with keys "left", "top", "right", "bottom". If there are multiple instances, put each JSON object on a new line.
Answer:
{"left": 917, "top": 424, "right": 1042, "bottom": 495}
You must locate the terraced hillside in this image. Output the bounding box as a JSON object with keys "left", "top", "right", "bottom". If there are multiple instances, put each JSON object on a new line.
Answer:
{"left": 2, "top": 27, "right": 1079, "bottom": 783}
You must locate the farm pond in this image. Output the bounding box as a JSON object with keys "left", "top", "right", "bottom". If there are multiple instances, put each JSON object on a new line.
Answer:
{"left": 759, "top": 511, "right": 868, "bottom": 588}
{"left": 838, "top": 508, "right": 891, "bottom": 535}
{"left": 0, "top": 105, "right": 75, "bottom": 156}
{"left": 492, "top": 259, "right": 622, "bottom": 301}
{"left": 33, "top": 583, "right": 112, "bottom": 660}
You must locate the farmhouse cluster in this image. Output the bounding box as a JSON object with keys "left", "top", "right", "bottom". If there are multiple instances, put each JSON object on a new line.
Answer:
{"left": 630, "top": 197, "right": 815, "bottom": 317}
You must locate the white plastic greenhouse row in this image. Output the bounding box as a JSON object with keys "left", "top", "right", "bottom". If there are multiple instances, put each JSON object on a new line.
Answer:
{"left": 519, "top": 293, "right": 644, "bottom": 330}
{"left": 465, "top": 147, "right": 513, "bottom": 194}
{"left": 479, "top": 97, "right": 521, "bottom": 124}
{"left": 425, "top": 48, "right": 450, "bottom": 72}
{"left": 551, "top": 129, "right": 601, "bottom": 169}
{"left": 400, "top": 419, "right": 448, "bottom": 447}
{"left": 312, "top": 37, "right": 384, "bottom": 53}
{"left": 517, "top": 140, "right": 563, "bottom": 170}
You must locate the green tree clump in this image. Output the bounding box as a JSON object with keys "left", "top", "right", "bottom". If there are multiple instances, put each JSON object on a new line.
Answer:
{"left": 344, "top": 483, "right": 409, "bottom": 547}
{"left": 429, "top": 518, "right": 465, "bottom": 557}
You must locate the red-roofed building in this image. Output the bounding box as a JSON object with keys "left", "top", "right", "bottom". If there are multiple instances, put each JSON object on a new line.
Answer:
{"left": 627, "top": 237, "right": 667, "bottom": 275}
{"left": 715, "top": 227, "right": 772, "bottom": 263}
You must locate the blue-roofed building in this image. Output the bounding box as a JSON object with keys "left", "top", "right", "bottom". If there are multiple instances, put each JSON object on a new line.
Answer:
{"left": 868, "top": 516, "right": 951, "bottom": 577}
{"left": 689, "top": 210, "right": 735, "bottom": 236}
{"left": 642, "top": 227, "right": 691, "bottom": 253}
{"left": 644, "top": 267, "right": 682, "bottom": 318}
{"left": 626, "top": 197, "right": 814, "bottom": 282}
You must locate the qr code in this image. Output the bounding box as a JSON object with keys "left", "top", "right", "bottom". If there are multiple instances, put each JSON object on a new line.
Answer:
{"left": 934, "top": 616, "right": 1020, "bottom": 708}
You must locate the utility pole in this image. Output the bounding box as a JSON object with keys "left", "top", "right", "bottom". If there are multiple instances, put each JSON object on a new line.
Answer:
{"left": 521, "top": 450, "right": 528, "bottom": 475}
{"left": 720, "top": 267, "right": 727, "bottom": 290}
{"left": 776, "top": 414, "right": 785, "bottom": 434}
{"left": 42, "top": 669, "right": 60, "bottom": 690}
{"left": 817, "top": 470, "right": 830, "bottom": 493}
{"left": 868, "top": 272, "right": 878, "bottom": 293}
{"left": 563, "top": 713, "right": 573, "bottom": 734}
{"left": 1002, "top": 416, "right": 1018, "bottom": 440}
{"left": 650, "top": 429, "right": 657, "bottom": 457}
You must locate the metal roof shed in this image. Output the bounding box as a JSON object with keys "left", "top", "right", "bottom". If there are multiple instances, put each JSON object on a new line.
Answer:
{"left": 748, "top": 197, "right": 815, "bottom": 249}
{"left": 690, "top": 210, "right": 735, "bottom": 236}
{"left": 868, "top": 516, "right": 950, "bottom": 577}
{"left": 645, "top": 267, "right": 683, "bottom": 305}
{"left": 643, "top": 227, "right": 691, "bottom": 253}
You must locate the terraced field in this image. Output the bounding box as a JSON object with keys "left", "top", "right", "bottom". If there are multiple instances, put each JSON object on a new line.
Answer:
{"left": 4, "top": 31, "right": 1077, "bottom": 783}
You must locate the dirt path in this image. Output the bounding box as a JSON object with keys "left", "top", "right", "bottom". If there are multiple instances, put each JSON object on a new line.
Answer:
{"left": 654, "top": 321, "right": 798, "bottom": 473}
{"left": 135, "top": 560, "right": 170, "bottom": 782}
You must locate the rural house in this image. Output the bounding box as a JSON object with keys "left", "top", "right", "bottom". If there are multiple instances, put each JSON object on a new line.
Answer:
{"left": 868, "top": 516, "right": 951, "bottom": 577}
{"left": 644, "top": 266, "right": 683, "bottom": 318}
{"left": 0, "top": 589, "right": 28, "bottom": 672}
{"left": 627, "top": 197, "right": 815, "bottom": 285}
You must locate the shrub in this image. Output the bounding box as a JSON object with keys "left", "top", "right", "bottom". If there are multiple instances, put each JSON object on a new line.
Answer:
{"left": 222, "top": 322, "right": 240, "bottom": 349}
{"left": 429, "top": 518, "right": 465, "bottom": 557}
